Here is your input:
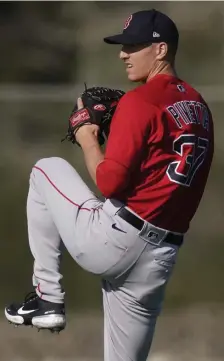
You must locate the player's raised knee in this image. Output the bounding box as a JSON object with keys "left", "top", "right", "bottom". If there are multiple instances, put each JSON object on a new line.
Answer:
{"left": 34, "top": 157, "right": 67, "bottom": 170}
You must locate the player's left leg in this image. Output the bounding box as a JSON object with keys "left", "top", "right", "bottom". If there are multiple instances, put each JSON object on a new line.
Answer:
{"left": 4, "top": 157, "right": 102, "bottom": 333}
{"left": 102, "top": 240, "right": 179, "bottom": 361}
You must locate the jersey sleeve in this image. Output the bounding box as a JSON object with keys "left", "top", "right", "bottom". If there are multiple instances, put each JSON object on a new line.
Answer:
{"left": 96, "top": 90, "right": 155, "bottom": 198}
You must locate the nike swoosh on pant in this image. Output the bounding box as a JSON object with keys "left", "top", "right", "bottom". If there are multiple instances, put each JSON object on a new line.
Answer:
{"left": 17, "top": 307, "right": 38, "bottom": 315}
{"left": 111, "top": 223, "right": 127, "bottom": 233}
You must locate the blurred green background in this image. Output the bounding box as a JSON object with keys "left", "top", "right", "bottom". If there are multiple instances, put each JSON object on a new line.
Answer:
{"left": 0, "top": 2, "right": 224, "bottom": 360}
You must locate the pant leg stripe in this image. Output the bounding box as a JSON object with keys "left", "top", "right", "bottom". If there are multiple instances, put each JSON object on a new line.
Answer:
{"left": 33, "top": 166, "right": 94, "bottom": 211}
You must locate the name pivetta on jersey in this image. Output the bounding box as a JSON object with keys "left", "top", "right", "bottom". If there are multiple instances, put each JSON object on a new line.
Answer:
{"left": 125, "top": 76, "right": 214, "bottom": 233}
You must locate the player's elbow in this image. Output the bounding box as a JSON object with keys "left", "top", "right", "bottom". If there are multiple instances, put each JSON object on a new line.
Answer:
{"left": 97, "top": 185, "right": 120, "bottom": 199}
{"left": 96, "top": 159, "right": 129, "bottom": 198}
{"left": 97, "top": 183, "right": 125, "bottom": 199}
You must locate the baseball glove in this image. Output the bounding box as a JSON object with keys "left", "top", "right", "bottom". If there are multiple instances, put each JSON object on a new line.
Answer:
{"left": 62, "top": 86, "right": 125, "bottom": 146}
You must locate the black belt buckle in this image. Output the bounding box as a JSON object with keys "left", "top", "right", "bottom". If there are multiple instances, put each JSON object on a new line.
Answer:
{"left": 146, "top": 230, "right": 163, "bottom": 246}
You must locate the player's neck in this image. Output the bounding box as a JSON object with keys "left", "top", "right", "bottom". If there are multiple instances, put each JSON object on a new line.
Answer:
{"left": 146, "top": 62, "right": 177, "bottom": 83}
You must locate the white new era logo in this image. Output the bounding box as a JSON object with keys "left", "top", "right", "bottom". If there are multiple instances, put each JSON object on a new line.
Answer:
{"left": 153, "top": 32, "right": 160, "bottom": 38}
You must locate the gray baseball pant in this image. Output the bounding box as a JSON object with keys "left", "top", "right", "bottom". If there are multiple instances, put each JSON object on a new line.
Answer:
{"left": 27, "top": 157, "right": 180, "bottom": 361}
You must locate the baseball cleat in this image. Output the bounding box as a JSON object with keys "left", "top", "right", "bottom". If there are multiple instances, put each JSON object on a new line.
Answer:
{"left": 5, "top": 291, "right": 66, "bottom": 332}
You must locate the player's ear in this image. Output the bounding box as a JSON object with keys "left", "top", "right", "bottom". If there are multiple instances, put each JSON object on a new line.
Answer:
{"left": 155, "top": 42, "right": 168, "bottom": 60}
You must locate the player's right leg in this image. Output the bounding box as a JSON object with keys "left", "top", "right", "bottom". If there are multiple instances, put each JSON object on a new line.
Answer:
{"left": 102, "top": 240, "right": 179, "bottom": 361}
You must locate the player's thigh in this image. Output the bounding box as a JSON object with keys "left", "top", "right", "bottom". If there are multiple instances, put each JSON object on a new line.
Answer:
{"left": 29, "top": 157, "right": 102, "bottom": 249}
{"left": 32, "top": 157, "right": 98, "bottom": 207}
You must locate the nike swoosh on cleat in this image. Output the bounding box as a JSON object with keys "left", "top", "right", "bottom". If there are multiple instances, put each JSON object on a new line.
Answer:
{"left": 111, "top": 223, "right": 127, "bottom": 233}
{"left": 17, "top": 307, "right": 38, "bottom": 315}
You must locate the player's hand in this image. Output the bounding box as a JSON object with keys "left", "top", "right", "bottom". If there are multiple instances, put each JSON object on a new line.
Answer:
{"left": 74, "top": 98, "right": 100, "bottom": 145}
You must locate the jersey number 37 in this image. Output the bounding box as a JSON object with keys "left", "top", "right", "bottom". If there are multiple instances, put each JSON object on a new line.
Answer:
{"left": 166, "top": 134, "right": 209, "bottom": 187}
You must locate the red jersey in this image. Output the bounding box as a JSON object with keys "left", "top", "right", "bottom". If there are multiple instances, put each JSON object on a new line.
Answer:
{"left": 96, "top": 74, "right": 214, "bottom": 233}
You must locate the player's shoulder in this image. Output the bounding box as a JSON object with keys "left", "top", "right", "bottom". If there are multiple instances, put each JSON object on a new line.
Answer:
{"left": 119, "top": 87, "right": 147, "bottom": 102}
{"left": 118, "top": 86, "right": 157, "bottom": 111}
{"left": 180, "top": 80, "right": 212, "bottom": 110}
{"left": 134, "top": 75, "right": 207, "bottom": 107}
{"left": 121, "top": 84, "right": 161, "bottom": 109}
{"left": 179, "top": 79, "right": 203, "bottom": 98}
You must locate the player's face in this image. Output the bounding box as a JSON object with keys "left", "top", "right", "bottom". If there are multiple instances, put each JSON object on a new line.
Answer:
{"left": 119, "top": 43, "right": 160, "bottom": 82}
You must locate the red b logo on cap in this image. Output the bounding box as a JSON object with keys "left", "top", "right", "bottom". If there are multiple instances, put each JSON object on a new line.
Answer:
{"left": 124, "top": 15, "right": 132, "bottom": 30}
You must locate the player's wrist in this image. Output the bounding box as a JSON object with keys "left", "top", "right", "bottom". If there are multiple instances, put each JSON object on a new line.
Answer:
{"left": 75, "top": 125, "right": 99, "bottom": 148}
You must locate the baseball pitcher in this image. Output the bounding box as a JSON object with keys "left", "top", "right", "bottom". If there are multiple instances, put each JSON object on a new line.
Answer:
{"left": 5, "top": 9, "right": 214, "bottom": 361}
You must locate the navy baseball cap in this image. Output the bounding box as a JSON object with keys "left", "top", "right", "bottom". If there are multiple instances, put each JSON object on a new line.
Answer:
{"left": 103, "top": 9, "right": 179, "bottom": 46}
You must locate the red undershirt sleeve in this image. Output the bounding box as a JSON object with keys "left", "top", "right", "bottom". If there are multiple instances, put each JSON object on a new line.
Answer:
{"left": 96, "top": 90, "right": 154, "bottom": 198}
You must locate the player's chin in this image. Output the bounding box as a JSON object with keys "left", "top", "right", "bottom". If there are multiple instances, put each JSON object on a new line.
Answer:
{"left": 126, "top": 72, "right": 144, "bottom": 82}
